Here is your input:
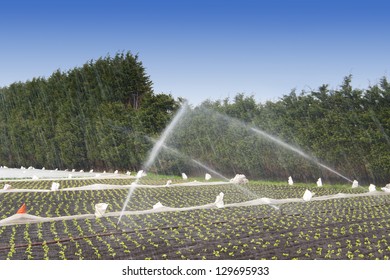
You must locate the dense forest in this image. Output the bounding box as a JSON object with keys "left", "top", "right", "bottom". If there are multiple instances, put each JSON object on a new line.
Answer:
{"left": 0, "top": 52, "right": 179, "bottom": 171}
{"left": 0, "top": 53, "right": 389, "bottom": 184}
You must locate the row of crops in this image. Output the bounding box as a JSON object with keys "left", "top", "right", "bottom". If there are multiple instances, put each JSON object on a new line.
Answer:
{"left": 1, "top": 177, "right": 390, "bottom": 259}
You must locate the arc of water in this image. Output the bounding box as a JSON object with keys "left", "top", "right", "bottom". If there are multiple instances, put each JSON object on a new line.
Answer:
{"left": 201, "top": 108, "right": 352, "bottom": 183}
{"left": 157, "top": 143, "right": 259, "bottom": 199}
{"left": 250, "top": 127, "right": 352, "bottom": 183}
{"left": 145, "top": 136, "right": 261, "bottom": 202}
{"left": 117, "top": 102, "right": 188, "bottom": 225}
{"left": 145, "top": 138, "right": 231, "bottom": 181}
{"left": 143, "top": 102, "right": 188, "bottom": 171}
{"left": 117, "top": 186, "right": 136, "bottom": 223}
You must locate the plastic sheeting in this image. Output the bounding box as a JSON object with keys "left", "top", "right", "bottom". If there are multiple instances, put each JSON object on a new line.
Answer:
{"left": 153, "top": 202, "right": 165, "bottom": 209}
{"left": 136, "top": 170, "right": 146, "bottom": 178}
{"left": 230, "top": 174, "right": 249, "bottom": 184}
{"left": 95, "top": 203, "right": 108, "bottom": 218}
{"left": 51, "top": 182, "right": 60, "bottom": 191}
{"left": 1, "top": 189, "right": 390, "bottom": 226}
{"left": 214, "top": 192, "right": 224, "bottom": 208}
{"left": 303, "top": 189, "right": 313, "bottom": 201}
{"left": 381, "top": 184, "right": 390, "bottom": 192}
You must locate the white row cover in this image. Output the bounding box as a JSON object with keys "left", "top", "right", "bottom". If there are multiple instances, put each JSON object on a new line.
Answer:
{"left": 230, "top": 174, "right": 249, "bottom": 184}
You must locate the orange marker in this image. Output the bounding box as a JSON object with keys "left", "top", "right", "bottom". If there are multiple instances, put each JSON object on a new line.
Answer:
{"left": 16, "top": 203, "right": 27, "bottom": 214}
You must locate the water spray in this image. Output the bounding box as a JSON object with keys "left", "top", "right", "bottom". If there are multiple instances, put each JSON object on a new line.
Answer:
{"left": 151, "top": 141, "right": 260, "bottom": 200}
{"left": 143, "top": 102, "right": 189, "bottom": 171}
{"left": 117, "top": 102, "right": 189, "bottom": 225}
{"left": 250, "top": 127, "right": 353, "bottom": 183}
{"left": 197, "top": 107, "right": 352, "bottom": 183}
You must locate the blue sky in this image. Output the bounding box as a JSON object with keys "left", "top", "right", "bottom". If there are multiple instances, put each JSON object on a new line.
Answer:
{"left": 1, "top": 0, "right": 389, "bottom": 105}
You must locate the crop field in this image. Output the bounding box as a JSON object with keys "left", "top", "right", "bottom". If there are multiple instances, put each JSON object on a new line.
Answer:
{"left": 1, "top": 176, "right": 390, "bottom": 260}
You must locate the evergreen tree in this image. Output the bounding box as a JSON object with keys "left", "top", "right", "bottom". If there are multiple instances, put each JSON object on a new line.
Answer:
{"left": 0, "top": 51, "right": 178, "bottom": 171}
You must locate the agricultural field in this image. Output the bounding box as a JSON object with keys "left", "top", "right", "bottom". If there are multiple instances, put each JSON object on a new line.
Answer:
{"left": 1, "top": 175, "right": 390, "bottom": 260}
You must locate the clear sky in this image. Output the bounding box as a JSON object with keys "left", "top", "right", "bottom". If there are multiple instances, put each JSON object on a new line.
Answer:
{"left": 1, "top": 0, "right": 389, "bottom": 106}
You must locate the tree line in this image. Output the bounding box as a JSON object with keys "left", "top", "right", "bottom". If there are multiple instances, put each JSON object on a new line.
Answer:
{"left": 166, "top": 75, "right": 389, "bottom": 184}
{"left": 0, "top": 52, "right": 388, "bottom": 184}
{"left": 0, "top": 52, "right": 178, "bottom": 171}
